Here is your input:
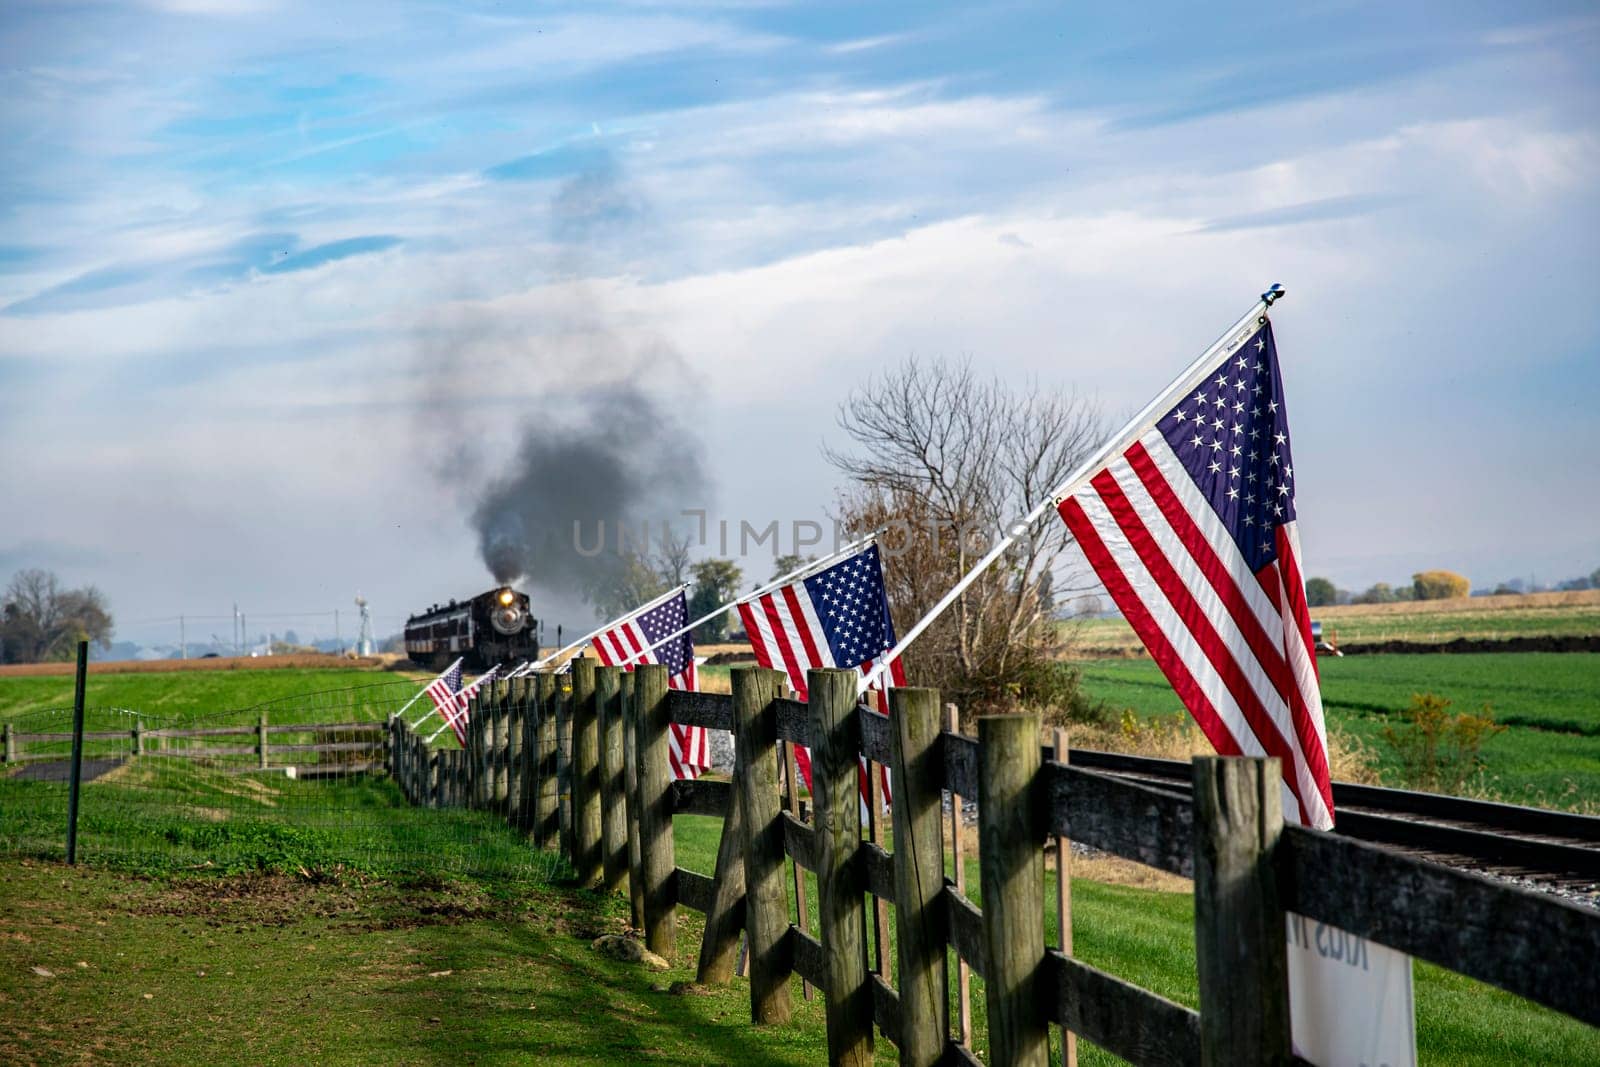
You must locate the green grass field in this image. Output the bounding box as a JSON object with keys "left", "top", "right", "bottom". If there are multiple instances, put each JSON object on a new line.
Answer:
{"left": 1062, "top": 593, "right": 1600, "bottom": 651}
{"left": 2, "top": 663, "right": 1597, "bottom": 1062}
{"left": 1071, "top": 653, "right": 1600, "bottom": 807}
{"left": 2, "top": 809, "right": 1593, "bottom": 1067}
{"left": 0, "top": 667, "right": 415, "bottom": 721}
{"left": 0, "top": 858, "right": 863, "bottom": 1066}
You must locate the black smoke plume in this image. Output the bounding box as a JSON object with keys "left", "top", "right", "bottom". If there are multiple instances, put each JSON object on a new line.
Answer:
{"left": 473, "top": 380, "right": 706, "bottom": 595}
{"left": 413, "top": 158, "right": 711, "bottom": 612}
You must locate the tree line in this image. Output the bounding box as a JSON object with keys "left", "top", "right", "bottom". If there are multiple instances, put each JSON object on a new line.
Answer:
{"left": 1305, "top": 565, "right": 1600, "bottom": 607}
{"left": 0, "top": 569, "right": 114, "bottom": 664}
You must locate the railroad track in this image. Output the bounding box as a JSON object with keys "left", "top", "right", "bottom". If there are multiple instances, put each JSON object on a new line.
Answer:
{"left": 1069, "top": 749, "right": 1600, "bottom": 898}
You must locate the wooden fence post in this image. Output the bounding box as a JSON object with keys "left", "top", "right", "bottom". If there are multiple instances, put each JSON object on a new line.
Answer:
{"left": 781, "top": 739, "right": 814, "bottom": 1001}
{"left": 943, "top": 736, "right": 972, "bottom": 1037}
{"left": 406, "top": 729, "right": 419, "bottom": 806}
{"left": 257, "top": 712, "right": 269, "bottom": 770}
{"left": 695, "top": 777, "right": 747, "bottom": 986}
{"left": 517, "top": 679, "right": 536, "bottom": 833}
{"left": 3, "top": 722, "right": 14, "bottom": 763}
{"left": 1192, "top": 756, "right": 1292, "bottom": 1067}
{"left": 535, "top": 673, "right": 560, "bottom": 851}
{"left": 133, "top": 719, "right": 144, "bottom": 756}
{"left": 634, "top": 663, "right": 676, "bottom": 956}
{"left": 467, "top": 694, "right": 483, "bottom": 809}
{"left": 1053, "top": 727, "right": 1077, "bottom": 1067}
{"left": 492, "top": 681, "right": 509, "bottom": 811}
{"left": 978, "top": 713, "right": 1048, "bottom": 1067}
{"left": 428, "top": 750, "right": 440, "bottom": 809}
{"left": 889, "top": 687, "right": 948, "bottom": 1066}
{"left": 571, "top": 656, "right": 602, "bottom": 886}
{"left": 557, "top": 676, "right": 574, "bottom": 862}
{"left": 384, "top": 718, "right": 395, "bottom": 780}
{"left": 621, "top": 670, "right": 646, "bottom": 931}
{"left": 809, "top": 668, "right": 872, "bottom": 1066}
{"left": 730, "top": 666, "right": 791, "bottom": 1025}
{"left": 506, "top": 680, "right": 525, "bottom": 824}
{"left": 596, "top": 666, "right": 629, "bottom": 895}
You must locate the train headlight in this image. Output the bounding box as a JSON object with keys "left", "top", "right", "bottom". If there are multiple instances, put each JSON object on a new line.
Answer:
{"left": 490, "top": 589, "right": 527, "bottom": 635}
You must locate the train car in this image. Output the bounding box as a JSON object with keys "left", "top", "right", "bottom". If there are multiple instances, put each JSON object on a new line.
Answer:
{"left": 404, "top": 587, "right": 539, "bottom": 671}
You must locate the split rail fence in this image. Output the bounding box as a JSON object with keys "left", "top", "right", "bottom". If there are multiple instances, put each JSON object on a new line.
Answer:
{"left": 384, "top": 660, "right": 1600, "bottom": 1067}
{"left": 3, "top": 717, "right": 384, "bottom": 775}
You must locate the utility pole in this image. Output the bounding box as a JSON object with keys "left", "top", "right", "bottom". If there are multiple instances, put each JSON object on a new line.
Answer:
{"left": 233, "top": 603, "right": 240, "bottom": 655}
{"left": 241, "top": 612, "right": 248, "bottom": 655}
{"left": 180, "top": 615, "right": 187, "bottom": 660}
{"left": 335, "top": 609, "right": 342, "bottom": 655}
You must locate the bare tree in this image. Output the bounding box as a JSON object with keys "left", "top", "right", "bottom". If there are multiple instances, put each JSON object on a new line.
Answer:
{"left": 826, "top": 357, "right": 1104, "bottom": 709}
{"left": 1, "top": 569, "right": 114, "bottom": 663}
{"left": 654, "top": 527, "right": 694, "bottom": 587}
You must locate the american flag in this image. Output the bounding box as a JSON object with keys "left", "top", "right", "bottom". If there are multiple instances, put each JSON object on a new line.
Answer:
{"left": 1056, "top": 319, "right": 1333, "bottom": 829}
{"left": 590, "top": 588, "right": 710, "bottom": 780}
{"left": 443, "top": 665, "right": 499, "bottom": 746}
{"left": 738, "top": 543, "right": 906, "bottom": 792}
{"left": 423, "top": 659, "right": 470, "bottom": 746}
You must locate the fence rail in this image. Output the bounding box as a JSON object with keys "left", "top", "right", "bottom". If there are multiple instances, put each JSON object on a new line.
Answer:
{"left": 2, "top": 717, "right": 386, "bottom": 768}
{"left": 377, "top": 661, "right": 1599, "bottom": 1066}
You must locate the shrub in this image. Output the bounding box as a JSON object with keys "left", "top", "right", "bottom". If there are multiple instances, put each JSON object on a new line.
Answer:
{"left": 1412, "top": 570, "right": 1470, "bottom": 601}
{"left": 1008, "top": 662, "right": 1112, "bottom": 730}
{"left": 1381, "top": 692, "right": 1505, "bottom": 793}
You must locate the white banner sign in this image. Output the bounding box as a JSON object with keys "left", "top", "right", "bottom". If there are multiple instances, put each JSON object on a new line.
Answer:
{"left": 1287, "top": 912, "right": 1417, "bottom": 1067}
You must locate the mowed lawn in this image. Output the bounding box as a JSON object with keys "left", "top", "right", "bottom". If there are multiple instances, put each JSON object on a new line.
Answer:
{"left": 1072, "top": 653, "right": 1600, "bottom": 807}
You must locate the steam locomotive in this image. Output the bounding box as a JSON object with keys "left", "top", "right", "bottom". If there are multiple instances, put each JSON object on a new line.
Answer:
{"left": 404, "top": 587, "right": 539, "bottom": 671}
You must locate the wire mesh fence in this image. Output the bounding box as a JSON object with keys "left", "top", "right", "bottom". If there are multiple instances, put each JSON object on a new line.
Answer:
{"left": 0, "top": 681, "right": 565, "bottom": 883}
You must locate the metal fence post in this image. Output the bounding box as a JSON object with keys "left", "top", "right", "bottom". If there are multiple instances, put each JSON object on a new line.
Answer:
{"left": 257, "top": 711, "right": 269, "bottom": 770}
{"left": 65, "top": 641, "right": 88, "bottom": 865}
{"left": 5, "top": 722, "right": 16, "bottom": 763}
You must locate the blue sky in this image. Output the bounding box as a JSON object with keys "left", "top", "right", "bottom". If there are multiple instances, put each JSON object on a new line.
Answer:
{"left": 2, "top": 1, "right": 1597, "bottom": 646}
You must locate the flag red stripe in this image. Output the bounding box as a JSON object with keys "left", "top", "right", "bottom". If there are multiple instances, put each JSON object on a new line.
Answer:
{"left": 759, "top": 594, "right": 809, "bottom": 699}
{"left": 1059, "top": 497, "right": 1242, "bottom": 758}
{"left": 781, "top": 584, "right": 826, "bottom": 673}
{"left": 1125, "top": 442, "right": 1298, "bottom": 709}
{"left": 1273, "top": 532, "right": 1333, "bottom": 817}
{"left": 1090, "top": 468, "right": 1308, "bottom": 814}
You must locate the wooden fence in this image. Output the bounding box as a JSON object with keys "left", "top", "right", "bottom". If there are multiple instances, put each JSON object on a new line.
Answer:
{"left": 383, "top": 660, "right": 1600, "bottom": 1067}
{"left": 2, "top": 717, "right": 384, "bottom": 772}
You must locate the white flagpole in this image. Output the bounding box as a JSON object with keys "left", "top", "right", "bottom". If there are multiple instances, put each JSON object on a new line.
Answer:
{"left": 611, "top": 526, "right": 888, "bottom": 669}
{"left": 859, "top": 287, "right": 1283, "bottom": 693}
{"left": 530, "top": 583, "right": 691, "bottom": 671}
{"left": 426, "top": 663, "right": 501, "bottom": 744}
{"left": 393, "top": 656, "right": 463, "bottom": 722}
